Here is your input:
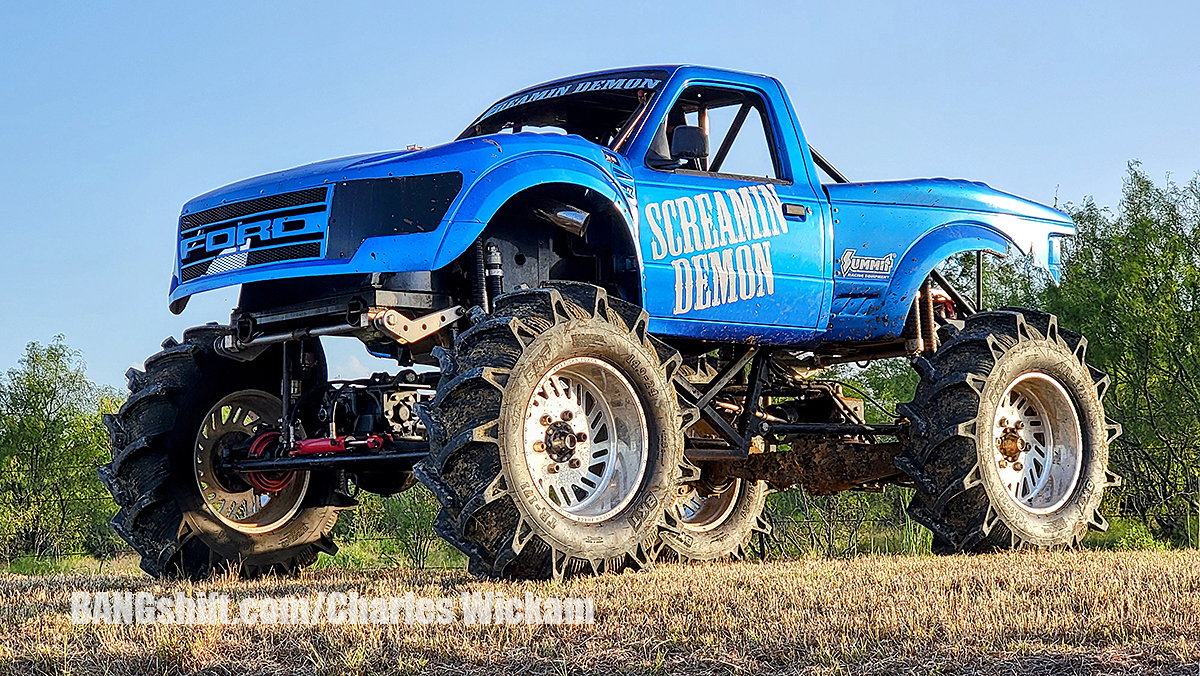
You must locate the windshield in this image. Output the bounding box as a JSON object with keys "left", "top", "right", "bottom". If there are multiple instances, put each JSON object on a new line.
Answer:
{"left": 459, "top": 70, "right": 669, "bottom": 149}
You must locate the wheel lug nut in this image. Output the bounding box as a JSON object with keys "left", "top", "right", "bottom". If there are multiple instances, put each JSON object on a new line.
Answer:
{"left": 540, "top": 415, "right": 553, "bottom": 426}
{"left": 569, "top": 458, "right": 582, "bottom": 469}
{"left": 576, "top": 432, "right": 587, "bottom": 442}
{"left": 548, "top": 463, "right": 560, "bottom": 474}
{"left": 999, "top": 460, "right": 1008, "bottom": 469}
{"left": 533, "top": 441, "right": 546, "bottom": 453}
{"left": 561, "top": 410, "right": 573, "bottom": 422}
{"left": 1014, "top": 462, "right": 1023, "bottom": 471}
{"left": 998, "top": 417, "right": 1009, "bottom": 427}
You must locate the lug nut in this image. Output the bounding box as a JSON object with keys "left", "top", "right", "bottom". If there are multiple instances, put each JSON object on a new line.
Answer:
{"left": 576, "top": 432, "right": 587, "bottom": 442}
{"left": 1014, "top": 462, "right": 1023, "bottom": 471}
{"left": 998, "top": 417, "right": 1009, "bottom": 427}
{"left": 533, "top": 441, "right": 546, "bottom": 453}
{"left": 999, "top": 460, "right": 1008, "bottom": 469}
{"left": 569, "top": 458, "right": 582, "bottom": 469}
{"left": 548, "top": 463, "right": 560, "bottom": 474}
{"left": 540, "top": 414, "right": 554, "bottom": 426}
{"left": 561, "top": 410, "right": 574, "bottom": 422}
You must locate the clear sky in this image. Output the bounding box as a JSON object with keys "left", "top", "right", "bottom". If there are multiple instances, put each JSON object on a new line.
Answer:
{"left": 1, "top": 0, "right": 1196, "bottom": 387}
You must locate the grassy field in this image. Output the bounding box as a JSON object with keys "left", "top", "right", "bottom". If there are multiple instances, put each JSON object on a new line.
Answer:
{"left": 2, "top": 550, "right": 1198, "bottom": 675}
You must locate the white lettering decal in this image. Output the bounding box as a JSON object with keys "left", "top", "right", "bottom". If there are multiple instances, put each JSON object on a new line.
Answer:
{"left": 708, "top": 249, "right": 735, "bottom": 307}
{"left": 643, "top": 183, "right": 788, "bottom": 315}
{"left": 662, "top": 199, "right": 684, "bottom": 257}
{"left": 646, "top": 202, "right": 667, "bottom": 261}
{"left": 675, "top": 196, "right": 701, "bottom": 255}
{"left": 672, "top": 259, "right": 693, "bottom": 314}
{"left": 713, "top": 192, "right": 737, "bottom": 246}
{"left": 695, "top": 193, "right": 717, "bottom": 250}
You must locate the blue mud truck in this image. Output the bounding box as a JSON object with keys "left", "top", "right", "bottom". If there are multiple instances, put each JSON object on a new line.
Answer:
{"left": 102, "top": 65, "right": 1120, "bottom": 580}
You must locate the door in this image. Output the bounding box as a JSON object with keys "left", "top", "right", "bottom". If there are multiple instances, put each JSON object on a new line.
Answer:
{"left": 631, "top": 83, "right": 827, "bottom": 341}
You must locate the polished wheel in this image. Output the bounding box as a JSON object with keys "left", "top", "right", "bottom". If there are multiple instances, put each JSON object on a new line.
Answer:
{"left": 194, "top": 390, "right": 309, "bottom": 534}
{"left": 676, "top": 479, "right": 741, "bottom": 533}
{"left": 991, "top": 372, "right": 1082, "bottom": 514}
{"left": 522, "top": 356, "right": 649, "bottom": 524}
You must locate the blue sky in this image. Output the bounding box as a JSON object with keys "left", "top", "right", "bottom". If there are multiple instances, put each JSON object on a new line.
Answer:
{"left": 1, "top": 1, "right": 1196, "bottom": 387}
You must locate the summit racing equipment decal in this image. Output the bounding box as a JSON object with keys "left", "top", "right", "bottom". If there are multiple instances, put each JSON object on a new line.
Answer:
{"left": 481, "top": 75, "right": 664, "bottom": 119}
{"left": 837, "top": 249, "right": 896, "bottom": 278}
{"left": 644, "top": 184, "right": 787, "bottom": 315}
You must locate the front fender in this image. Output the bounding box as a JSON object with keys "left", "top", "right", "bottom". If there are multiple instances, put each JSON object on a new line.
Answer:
{"left": 431, "top": 151, "right": 635, "bottom": 269}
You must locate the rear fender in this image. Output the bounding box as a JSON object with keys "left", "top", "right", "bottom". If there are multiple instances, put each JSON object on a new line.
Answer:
{"left": 432, "top": 153, "right": 637, "bottom": 270}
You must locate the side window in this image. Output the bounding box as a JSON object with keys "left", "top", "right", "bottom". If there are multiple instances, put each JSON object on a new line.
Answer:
{"left": 706, "top": 101, "right": 775, "bottom": 179}
{"left": 647, "top": 86, "right": 782, "bottom": 181}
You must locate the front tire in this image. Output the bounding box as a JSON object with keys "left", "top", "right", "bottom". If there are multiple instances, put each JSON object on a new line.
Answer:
{"left": 896, "top": 309, "right": 1121, "bottom": 552}
{"left": 100, "top": 327, "right": 340, "bottom": 579}
{"left": 416, "top": 282, "right": 690, "bottom": 580}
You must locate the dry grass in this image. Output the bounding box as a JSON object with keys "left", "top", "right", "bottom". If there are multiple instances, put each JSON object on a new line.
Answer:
{"left": 2, "top": 550, "right": 1199, "bottom": 675}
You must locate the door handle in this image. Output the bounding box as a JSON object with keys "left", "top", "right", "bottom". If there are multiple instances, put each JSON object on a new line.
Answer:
{"left": 783, "top": 203, "right": 809, "bottom": 219}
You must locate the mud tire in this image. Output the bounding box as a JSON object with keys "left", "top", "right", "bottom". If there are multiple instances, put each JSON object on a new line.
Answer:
{"left": 659, "top": 477, "right": 770, "bottom": 562}
{"left": 415, "top": 282, "right": 690, "bottom": 580}
{"left": 896, "top": 308, "right": 1121, "bottom": 552}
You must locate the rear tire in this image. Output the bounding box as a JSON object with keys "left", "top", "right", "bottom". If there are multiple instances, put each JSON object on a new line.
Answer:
{"left": 659, "top": 476, "right": 770, "bottom": 561}
{"left": 896, "top": 309, "right": 1121, "bottom": 552}
{"left": 100, "top": 327, "right": 340, "bottom": 579}
{"left": 416, "top": 282, "right": 690, "bottom": 580}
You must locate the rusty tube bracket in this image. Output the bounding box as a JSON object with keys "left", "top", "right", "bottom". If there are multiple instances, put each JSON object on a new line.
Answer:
{"left": 370, "top": 306, "right": 465, "bottom": 345}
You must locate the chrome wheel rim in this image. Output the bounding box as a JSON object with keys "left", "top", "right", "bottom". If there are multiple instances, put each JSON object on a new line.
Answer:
{"left": 194, "top": 390, "right": 309, "bottom": 534}
{"left": 676, "top": 479, "right": 741, "bottom": 533}
{"left": 991, "top": 372, "right": 1083, "bottom": 514}
{"left": 522, "top": 356, "right": 649, "bottom": 524}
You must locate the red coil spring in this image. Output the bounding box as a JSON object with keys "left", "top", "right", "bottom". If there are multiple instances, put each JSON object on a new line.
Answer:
{"left": 245, "top": 431, "right": 296, "bottom": 493}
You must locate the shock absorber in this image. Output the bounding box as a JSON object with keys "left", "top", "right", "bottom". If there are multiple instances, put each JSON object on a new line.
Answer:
{"left": 484, "top": 242, "right": 504, "bottom": 303}
{"left": 472, "top": 238, "right": 489, "bottom": 313}
{"left": 919, "top": 278, "right": 938, "bottom": 355}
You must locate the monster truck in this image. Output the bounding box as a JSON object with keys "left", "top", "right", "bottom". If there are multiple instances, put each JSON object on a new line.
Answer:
{"left": 101, "top": 65, "right": 1120, "bottom": 581}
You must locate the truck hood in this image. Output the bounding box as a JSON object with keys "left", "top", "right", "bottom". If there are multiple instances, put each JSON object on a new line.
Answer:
{"left": 171, "top": 132, "right": 625, "bottom": 309}
{"left": 183, "top": 141, "right": 482, "bottom": 213}
{"left": 182, "top": 132, "right": 616, "bottom": 215}
{"left": 187, "top": 151, "right": 419, "bottom": 204}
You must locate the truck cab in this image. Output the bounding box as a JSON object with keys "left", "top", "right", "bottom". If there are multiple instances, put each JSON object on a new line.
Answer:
{"left": 626, "top": 68, "right": 831, "bottom": 345}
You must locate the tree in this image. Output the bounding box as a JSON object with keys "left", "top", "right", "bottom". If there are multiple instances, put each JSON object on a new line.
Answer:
{"left": 0, "top": 337, "right": 121, "bottom": 559}
{"left": 1043, "top": 165, "right": 1200, "bottom": 541}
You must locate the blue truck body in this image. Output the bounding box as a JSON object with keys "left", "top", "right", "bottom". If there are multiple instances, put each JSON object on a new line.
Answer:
{"left": 171, "top": 65, "right": 1074, "bottom": 348}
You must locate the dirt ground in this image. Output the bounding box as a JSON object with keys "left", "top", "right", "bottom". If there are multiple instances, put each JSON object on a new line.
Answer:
{"left": 2, "top": 550, "right": 1198, "bottom": 675}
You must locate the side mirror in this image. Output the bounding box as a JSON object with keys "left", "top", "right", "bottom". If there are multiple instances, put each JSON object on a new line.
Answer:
{"left": 670, "top": 125, "right": 708, "bottom": 160}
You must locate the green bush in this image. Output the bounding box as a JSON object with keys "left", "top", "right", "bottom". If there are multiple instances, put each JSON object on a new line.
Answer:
{"left": 1085, "top": 518, "right": 1169, "bottom": 551}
